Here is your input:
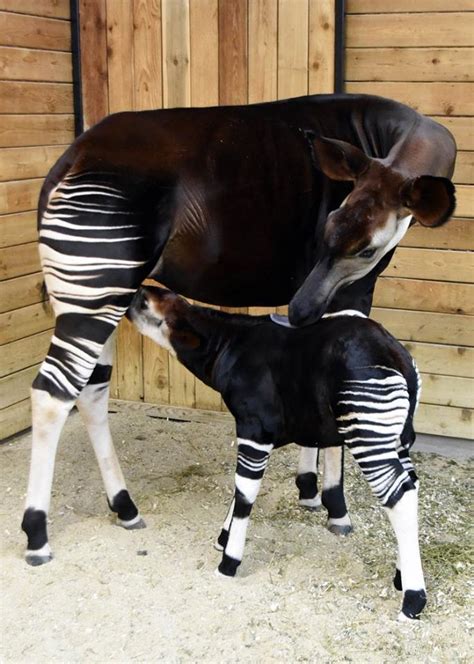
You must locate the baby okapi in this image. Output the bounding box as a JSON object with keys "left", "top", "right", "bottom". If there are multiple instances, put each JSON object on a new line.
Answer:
{"left": 128, "top": 286, "right": 425, "bottom": 621}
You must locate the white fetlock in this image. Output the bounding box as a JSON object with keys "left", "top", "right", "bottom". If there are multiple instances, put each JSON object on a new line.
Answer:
{"left": 214, "top": 568, "right": 234, "bottom": 580}
{"left": 299, "top": 494, "right": 322, "bottom": 510}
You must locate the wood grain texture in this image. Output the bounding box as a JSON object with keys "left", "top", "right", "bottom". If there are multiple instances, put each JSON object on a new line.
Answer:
{"left": 308, "top": 0, "right": 335, "bottom": 94}
{"left": 382, "top": 247, "right": 473, "bottom": 283}
{"left": 0, "top": 301, "right": 54, "bottom": 344}
{"left": 115, "top": 317, "right": 143, "bottom": 402}
{"left": 346, "top": 13, "right": 473, "bottom": 48}
{"left": 415, "top": 403, "right": 472, "bottom": 439}
{"left": 0, "top": 81, "right": 73, "bottom": 114}
{"left": 219, "top": 0, "right": 247, "bottom": 105}
{"left": 162, "top": 0, "right": 191, "bottom": 108}
{"left": 106, "top": 0, "right": 134, "bottom": 113}
{"left": 248, "top": 0, "right": 277, "bottom": 103}
{"left": 190, "top": 0, "right": 218, "bottom": 106}
{"left": 346, "top": 47, "right": 472, "bottom": 82}
{"left": 419, "top": 373, "right": 473, "bottom": 409}
{"left": 454, "top": 152, "right": 474, "bottom": 185}
{"left": 0, "top": 272, "right": 45, "bottom": 313}
{"left": 0, "top": 363, "right": 39, "bottom": 409}
{"left": 79, "top": 0, "right": 108, "bottom": 128}
{"left": 0, "top": 145, "right": 65, "bottom": 182}
{"left": 373, "top": 277, "right": 474, "bottom": 316}
{"left": 0, "top": 46, "right": 72, "bottom": 81}
{"left": 0, "top": 210, "right": 37, "bottom": 247}
{"left": 278, "top": 0, "right": 309, "bottom": 99}
{"left": 0, "top": 398, "right": 32, "bottom": 439}
{"left": 0, "top": 240, "right": 40, "bottom": 279}
{"left": 133, "top": 0, "right": 163, "bottom": 110}
{"left": 346, "top": 1, "right": 474, "bottom": 13}
{"left": 0, "top": 329, "right": 52, "bottom": 378}
{"left": 400, "top": 218, "right": 473, "bottom": 251}
{"left": 0, "top": 179, "right": 42, "bottom": 215}
{"left": 0, "top": 11, "right": 71, "bottom": 50}
{"left": 433, "top": 116, "right": 473, "bottom": 151}
{"left": 143, "top": 335, "right": 170, "bottom": 405}
{"left": 0, "top": 115, "right": 73, "bottom": 148}
{"left": 455, "top": 185, "right": 473, "bottom": 218}
{"left": 345, "top": 81, "right": 473, "bottom": 116}
{"left": 372, "top": 308, "right": 474, "bottom": 346}
{"left": 0, "top": 1, "right": 70, "bottom": 19}
{"left": 402, "top": 341, "right": 473, "bottom": 379}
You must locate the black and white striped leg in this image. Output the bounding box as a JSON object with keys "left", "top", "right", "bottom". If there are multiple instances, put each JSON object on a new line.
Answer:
{"left": 216, "top": 438, "right": 272, "bottom": 577}
{"left": 337, "top": 367, "right": 426, "bottom": 619}
{"left": 393, "top": 437, "right": 418, "bottom": 591}
{"left": 214, "top": 498, "right": 235, "bottom": 552}
{"left": 76, "top": 332, "right": 145, "bottom": 530}
{"left": 322, "top": 446, "right": 352, "bottom": 536}
{"left": 296, "top": 446, "right": 321, "bottom": 510}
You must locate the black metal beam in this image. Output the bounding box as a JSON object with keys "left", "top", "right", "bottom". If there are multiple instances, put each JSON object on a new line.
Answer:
{"left": 334, "top": 0, "right": 345, "bottom": 93}
{"left": 70, "top": 0, "right": 84, "bottom": 136}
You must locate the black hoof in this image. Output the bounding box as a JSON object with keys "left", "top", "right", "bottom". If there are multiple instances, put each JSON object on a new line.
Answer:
{"left": 120, "top": 517, "right": 147, "bottom": 530}
{"left": 218, "top": 553, "right": 240, "bottom": 577}
{"left": 399, "top": 589, "right": 427, "bottom": 621}
{"left": 327, "top": 523, "right": 353, "bottom": 536}
{"left": 393, "top": 568, "right": 402, "bottom": 591}
{"left": 25, "top": 553, "right": 53, "bottom": 566}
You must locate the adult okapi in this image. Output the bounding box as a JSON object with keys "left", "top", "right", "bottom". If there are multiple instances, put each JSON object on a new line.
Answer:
{"left": 22, "top": 93, "right": 456, "bottom": 566}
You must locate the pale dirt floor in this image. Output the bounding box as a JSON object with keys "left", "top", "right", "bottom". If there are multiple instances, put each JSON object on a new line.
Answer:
{"left": 1, "top": 403, "right": 473, "bottom": 664}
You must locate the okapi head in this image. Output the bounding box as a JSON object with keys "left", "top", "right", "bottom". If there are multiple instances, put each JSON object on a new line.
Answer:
{"left": 288, "top": 135, "right": 456, "bottom": 326}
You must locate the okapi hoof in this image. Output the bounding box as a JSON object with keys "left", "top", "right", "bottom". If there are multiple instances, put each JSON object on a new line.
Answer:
{"left": 327, "top": 521, "right": 353, "bottom": 536}
{"left": 393, "top": 568, "right": 402, "bottom": 591}
{"left": 25, "top": 553, "right": 53, "bottom": 566}
{"left": 119, "top": 516, "right": 147, "bottom": 530}
{"left": 299, "top": 496, "right": 322, "bottom": 511}
{"left": 398, "top": 589, "right": 427, "bottom": 621}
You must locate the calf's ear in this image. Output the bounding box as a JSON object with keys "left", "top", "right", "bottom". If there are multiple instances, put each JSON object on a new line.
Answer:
{"left": 311, "top": 135, "right": 371, "bottom": 181}
{"left": 400, "top": 175, "right": 456, "bottom": 227}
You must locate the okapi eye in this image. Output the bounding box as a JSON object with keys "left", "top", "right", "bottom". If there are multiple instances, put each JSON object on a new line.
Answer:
{"left": 359, "top": 248, "right": 376, "bottom": 259}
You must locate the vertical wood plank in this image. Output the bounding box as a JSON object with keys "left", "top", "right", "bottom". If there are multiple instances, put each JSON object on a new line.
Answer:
{"left": 278, "top": 0, "right": 309, "bottom": 99}
{"left": 79, "top": 0, "right": 108, "bottom": 128}
{"left": 248, "top": 0, "right": 277, "bottom": 103}
{"left": 133, "top": 0, "right": 163, "bottom": 111}
{"left": 162, "top": 0, "right": 191, "bottom": 108}
{"left": 218, "top": 0, "right": 248, "bottom": 105}
{"left": 190, "top": 0, "right": 219, "bottom": 107}
{"left": 308, "top": 0, "right": 335, "bottom": 94}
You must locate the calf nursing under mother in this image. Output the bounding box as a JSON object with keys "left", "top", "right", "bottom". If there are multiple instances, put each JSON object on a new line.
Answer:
{"left": 129, "top": 287, "right": 425, "bottom": 621}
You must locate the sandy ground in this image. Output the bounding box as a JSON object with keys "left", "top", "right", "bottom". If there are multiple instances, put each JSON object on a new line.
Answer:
{"left": 1, "top": 403, "right": 473, "bottom": 663}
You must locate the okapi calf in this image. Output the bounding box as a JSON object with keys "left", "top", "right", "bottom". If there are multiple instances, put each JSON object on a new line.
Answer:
{"left": 128, "top": 286, "right": 425, "bottom": 621}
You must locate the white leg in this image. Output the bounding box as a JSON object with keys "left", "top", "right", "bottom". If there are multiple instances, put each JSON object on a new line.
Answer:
{"left": 296, "top": 446, "right": 321, "bottom": 510}
{"left": 76, "top": 333, "right": 145, "bottom": 530}
{"left": 322, "top": 446, "right": 352, "bottom": 535}
{"left": 217, "top": 438, "right": 272, "bottom": 577}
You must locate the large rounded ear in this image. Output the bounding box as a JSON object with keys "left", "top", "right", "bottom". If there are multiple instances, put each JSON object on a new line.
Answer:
{"left": 311, "top": 135, "right": 371, "bottom": 181}
{"left": 400, "top": 175, "right": 456, "bottom": 227}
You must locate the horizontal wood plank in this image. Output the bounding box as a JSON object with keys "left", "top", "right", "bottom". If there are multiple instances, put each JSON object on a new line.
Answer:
{"left": 346, "top": 47, "right": 472, "bottom": 82}
{"left": 432, "top": 117, "right": 473, "bottom": 152}
{"left": 0, "top": 11, "right": 70, "bottom": 50}
{"left": 400, "top": 218, "right": 473, "bottom": 251}
{"left": 403, "top": 341, "right": 474, "bottom": 379}
{"left": 345, "top": 81, "right": 473, "bottom": 116}
{"left": 419, "top": 373, "right": 473, "bottom": 409}
{"left": 0, "top": 241, "right": 39, "bottom": 279}
{"left": 0, "top": 179, "right": 42, "bottom": 215}
{"left": 346, "top": 13, "right": 473, "bottom": 48}
{"left": 455, "top": 185, "right": 473, "bottom": 218}
{"left": 0, "top": 363, "right": 38, "bottom": 409}
{"left": 0, "top": 271, "right": 44, "bottom": 312}
{"left": 372, "top": 307, "right": 474, "bottom": 346}
{"left": 0, "top": 145, "right": 64, "bottom": 181}
{"left": 0, "top": 114, "right": 74, "bottom": 147}
{"left": 0, "top": 210, "right": 37, "bottom": 247}
{"left": 454, "top": 152, "right": 474, "bottom": 185}
{"left": 0, "top": 398, "right": 31, "bottom": 439}
{"left": 346, "top": 1, "right": 474, "bottom": 14}
{"left": 0, "top": 45, "right": 72, "bottom": 81}
{"left": 415, "top": 403, "right": 473, "bottom": 439}
{"left": 374, "top": 277, "right": 473, "bottom": 315}
{"left": 0, "top": 1, "right": 70, "bottom": 19}
{"left": 383, "top": 247, "right": 474, "bottom": 283}
{"left": 0, "top": 81, "right": 73, "bottom": 113}
{"left": 0, "top": 301, "right": 54, "bottom": 344}
{"left": 0, "top": 328, "right": 51, "bottom": 377}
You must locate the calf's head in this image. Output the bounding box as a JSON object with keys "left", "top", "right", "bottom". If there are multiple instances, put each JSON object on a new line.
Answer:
{"left": 288, "top": 135, "right": 456, "bottom": 326}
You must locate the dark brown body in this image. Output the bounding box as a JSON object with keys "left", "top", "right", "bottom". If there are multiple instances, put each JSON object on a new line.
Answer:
{"left": 42, "top": 93, "right": 456, "bottom": 313}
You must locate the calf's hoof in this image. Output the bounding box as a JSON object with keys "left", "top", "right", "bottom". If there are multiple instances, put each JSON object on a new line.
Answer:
{"left": 327, "top": 517, "right": 353, "bottom": 536}
{"left": 398, "top": 589, "right": 427, "bottom": 621}
{"left": 217, "top": 553, "right": 240, "bottom": 577}
{"left": 25, "top": 543, "right": 53, "bottom": 566}
{"left": 119, "top": 516, "right": 147, "bottom": 530}
{"left": 299, "top": 495, "right": 322, "bottom": 511}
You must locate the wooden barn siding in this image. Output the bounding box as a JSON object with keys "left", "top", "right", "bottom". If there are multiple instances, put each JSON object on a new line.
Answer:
{"left": 345, "top": 0, "right": 473, "bottom": 438}
{"left": 0, "top": 0, "right": 73, "bottom": 438}
{"left": 78, "top": 0, "right": 337, "bottom": 414}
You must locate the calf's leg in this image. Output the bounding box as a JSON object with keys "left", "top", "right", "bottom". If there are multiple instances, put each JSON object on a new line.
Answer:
{"left": 295, "top": 446, "right": 321, "bottom": 510}
{"left": 321, "top": 446, "right": 352, "bottom": 535}
{"left": 217, "top": 438, "right": 272, "bottom": 577}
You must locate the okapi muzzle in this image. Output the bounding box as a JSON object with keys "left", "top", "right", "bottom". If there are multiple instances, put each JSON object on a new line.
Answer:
{"left": 288, "top": 136, "right": 456, "bottom": 326}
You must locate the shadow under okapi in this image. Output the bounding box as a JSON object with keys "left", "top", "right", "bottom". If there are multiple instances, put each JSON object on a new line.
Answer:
{"left": 21, "top": 94, "right": 456, "bottom": 617}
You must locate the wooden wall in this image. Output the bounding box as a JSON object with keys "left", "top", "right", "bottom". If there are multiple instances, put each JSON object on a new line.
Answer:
{"left": 78, "top": 0, "right": 337, "bottom": 415}
{"left": 0, "top": 0, "right": 74, "bottom": 438}
{"left": 345, "top": 0, "right": 473, "bottom": 438}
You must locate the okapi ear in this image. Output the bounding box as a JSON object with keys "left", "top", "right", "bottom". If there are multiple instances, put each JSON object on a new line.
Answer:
{"left": 400, "top": 175, "right": 456, "bottom": 227}
{"left": 311, "top": 135, "right": 371, "bottom": 181}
